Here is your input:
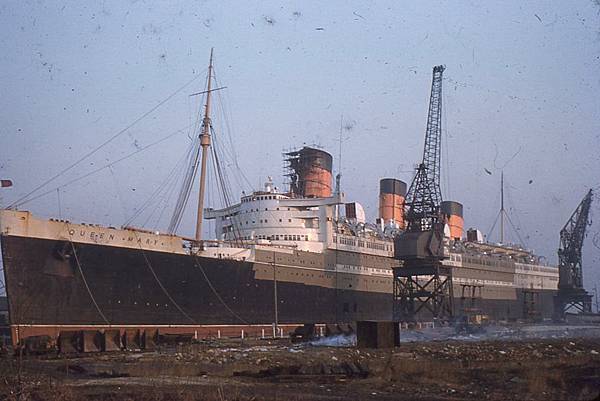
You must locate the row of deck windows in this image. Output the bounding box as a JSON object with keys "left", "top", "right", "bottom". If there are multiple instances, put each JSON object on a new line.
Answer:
{"left": 333, "top": 236, "right": 392, "bottom": 252}
{"left": 242, "top": 219, "right": 292, "bottom": 225}
{"left": 461, "top": 256, "right": 512, "bottom": 268}
{"left": 242, "top": 234, "right": 309, "bottom": 241}
{"left": 241, "top": 195, "right": 284, "bottom": 202}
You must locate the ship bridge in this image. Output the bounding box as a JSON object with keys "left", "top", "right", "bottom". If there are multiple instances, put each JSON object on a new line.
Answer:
{"left": 204, "top": 179, "right": 344, "bottom": 252}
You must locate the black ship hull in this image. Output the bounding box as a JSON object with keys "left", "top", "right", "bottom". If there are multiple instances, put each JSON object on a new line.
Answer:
{"left": 1, "top": 235, "right": 393, "bottom": 327}
{"left": 1, "top": 234, "right": 557, "bottom": 346}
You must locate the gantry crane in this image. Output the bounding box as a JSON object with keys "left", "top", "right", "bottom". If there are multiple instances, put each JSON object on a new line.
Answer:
{"left": 393, "top": 65, "right": 453, "bottom": 322}
{"left": 554, "top": 189, "right": 593, "bottom": 319}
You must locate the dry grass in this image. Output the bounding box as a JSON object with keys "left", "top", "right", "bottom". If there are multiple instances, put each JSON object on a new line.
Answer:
{"left": 382, "top": 356, "right": 465, "bottom": 386}
{"left": 2, "top": 338, "right": 600, "bottom": 401}
{"left": 522, "top": 364, "right": 564, "bottom": 396}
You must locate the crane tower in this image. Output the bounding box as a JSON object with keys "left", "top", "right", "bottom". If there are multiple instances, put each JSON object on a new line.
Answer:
{"left": 393, "top": 65, "right": 453, "bottom": 322}
{"left": 404, "top": 65, "right": 445, "bottom": 232}
{"left": 554, "top": 189, "right": 593, "bottom": 319}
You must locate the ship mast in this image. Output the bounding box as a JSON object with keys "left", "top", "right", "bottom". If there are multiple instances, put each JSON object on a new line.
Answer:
{"left": 500, "top": 171, "right": 505, "bottom": 244}
{"left": 195, "top": 48, "right": 214, "bottom": 242}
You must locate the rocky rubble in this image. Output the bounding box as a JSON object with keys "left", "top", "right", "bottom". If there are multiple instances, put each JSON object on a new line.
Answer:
{"left": 1, "top": 335, "right": 600, "bottom": 400}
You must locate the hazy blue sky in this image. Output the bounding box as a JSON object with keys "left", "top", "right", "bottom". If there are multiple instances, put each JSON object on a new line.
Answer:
{"left": 1, "top": 1, "right": 600, "bottom": 294}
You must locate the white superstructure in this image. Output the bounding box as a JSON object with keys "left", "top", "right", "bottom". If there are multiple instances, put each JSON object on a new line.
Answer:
{"left": 202, "top": 178, "right": 559, "bottom": 294}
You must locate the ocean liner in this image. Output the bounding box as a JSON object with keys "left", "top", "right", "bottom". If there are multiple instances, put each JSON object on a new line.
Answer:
{"left": 0, "top": 54, "right": 559, "bottom": 348}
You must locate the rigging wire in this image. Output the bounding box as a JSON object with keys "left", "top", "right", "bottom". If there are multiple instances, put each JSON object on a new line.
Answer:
{"left": 154, "top": 64, "right": 300, "bottom": 244}
{"left": 486, "top": 209, "right": 502, "bottom": 242}
{"left": 141, "top": 190, "right": 168, "bottom": 228}
{"left": 143, "top": 141, "right": 194, "bottom": 227}
{"left": 155, "top": 153, "right": 193, "bottom": 231}
{"left": 123, "top": 134, "right": 194, "bottom": 227}
{"left": 151, "top": 171, "right": 185, "bottom": 232}
{"left": 68, "top": 235, "right": 110, "bottom": 324}
{"left": 191, "top": 254, "right": 249, "bottom": 324}
{"left": 108, "top": 165, "right": 129, "bottom": 222}
{"left": 165, "top": 64, "right": 252, "bottom": 240}
{"left": 210, "top": 129, "right": 244, "bottom": 245}
{"left": 56, "top": 188, "right": 62, "bottom": 219}
{"left": 213, "top": 75, "right": 254, "bottom": 192}
{"left": 504, "top": 179, "right": 530, "bottom": 247}
{"left": 209, "top": 143, "right": 226, "bottom": 210}
{"left": 9, "top": 74, "right": 202, "bottom": 209}
{"left": 207, "top": 82, "right": 307, "bottom": 242}
{"left": 168, "top": 136, "right": 201, "bottom": 233}
{"left": 208, "top": 99, "right": 302, "bottom": 244}
{"left": 210, "top": 138, "right": 229, "bottom": 225}
{"left": 12, "top": 126, "right": 189, "bottom": 208}
{"left": 166, "top": 89, "right": 207, "bottom": 234}
{"left": 132, "top": 231, "right": 196, "bottom": 323}
{"left": 207, "top": 145, "right": 216, "bottom": 232}
{"left": 505, "top": 212, "right": 528, "bottom": 248}
{"left": 485, "top": 174, "right": 503, "bottom": 241}
{"left": 484, "top": 175, "right": 529, "bottom": 247}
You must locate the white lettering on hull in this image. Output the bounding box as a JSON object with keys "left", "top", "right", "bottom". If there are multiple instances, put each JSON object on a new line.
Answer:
{"left": 1, "top": 209, "right": 185, "bottom": 254}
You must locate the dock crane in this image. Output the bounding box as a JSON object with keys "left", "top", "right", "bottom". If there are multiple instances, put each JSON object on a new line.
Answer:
{"left": 393, "top": 65, "right": 453, "bottom": 322}
{"left": 404, "top": 65, "right": 445, "bottom": 232}
{"left": 554, "top": 189, "right": 594, "bottom": 320}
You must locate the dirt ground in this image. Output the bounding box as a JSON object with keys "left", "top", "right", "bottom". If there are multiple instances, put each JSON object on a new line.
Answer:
{"left": 1, "top": 332, "right": 600, "bottom": 401}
